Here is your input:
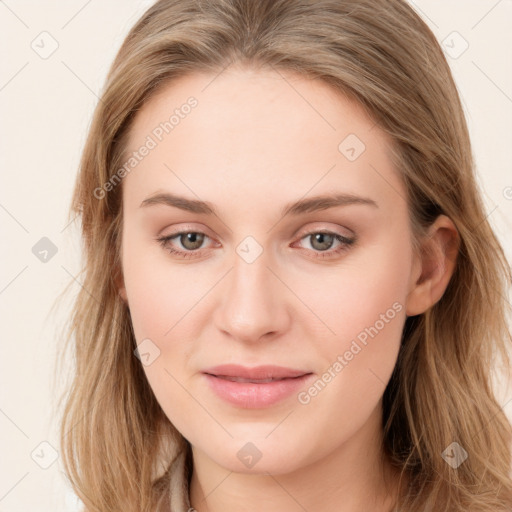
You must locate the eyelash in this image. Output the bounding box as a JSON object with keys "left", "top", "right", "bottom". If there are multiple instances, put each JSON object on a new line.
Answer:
{"left": 156, "top": 229, "right": 356, "bottom": 260}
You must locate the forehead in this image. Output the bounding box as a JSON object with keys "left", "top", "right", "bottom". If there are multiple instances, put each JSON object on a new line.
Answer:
{"left": 122, "top": 66, "right": 405, "bottom": 216}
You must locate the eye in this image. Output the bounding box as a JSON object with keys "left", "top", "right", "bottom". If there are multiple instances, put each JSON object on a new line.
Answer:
{"left": 293, "top": 230, "right": 355, "bottom": 259}
{"left": 156, "top": 231, "right": 215, "bottom": 259}
{"left": 156, "top": 229, "right": 356, "bottom": 260}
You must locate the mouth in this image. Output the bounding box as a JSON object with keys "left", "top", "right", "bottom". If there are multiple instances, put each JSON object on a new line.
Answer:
{"left": 201, "top": 365, "right": 314, "bottom": 408}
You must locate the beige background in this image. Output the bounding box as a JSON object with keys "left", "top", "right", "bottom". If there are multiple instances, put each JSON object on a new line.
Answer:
{"left": 1, "top": 1, "right": 511, "bottom": 510}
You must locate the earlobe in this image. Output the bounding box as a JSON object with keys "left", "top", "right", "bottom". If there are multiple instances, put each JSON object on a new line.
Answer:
{"left": 113, "top": 268, "right": 128, "bottom": 304}
{"left": 118, "top": 286, "right": 128, "bottom": 303}
{"left": 405, "top": 215, "right": 459, "bottom": 316}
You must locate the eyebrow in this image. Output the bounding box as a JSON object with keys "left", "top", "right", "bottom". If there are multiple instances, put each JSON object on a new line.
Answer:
{"left": 140, "top": 192, "right": 378, "bottom": 216}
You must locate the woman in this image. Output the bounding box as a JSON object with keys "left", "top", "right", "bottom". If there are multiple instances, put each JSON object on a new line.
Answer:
{"left": 58, "top": 0, "right": 512, "bottom": 510}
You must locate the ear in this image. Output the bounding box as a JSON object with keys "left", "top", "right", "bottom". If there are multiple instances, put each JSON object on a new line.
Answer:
{"left": 113, "top": 266, "right": 128, "bottom": 304}
{"left": 406, "top": 214, "right": 460, "bottom": 316}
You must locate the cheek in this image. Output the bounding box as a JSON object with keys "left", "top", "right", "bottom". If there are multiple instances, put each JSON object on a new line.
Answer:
{"left": 121, "top": 232, "right": 206, "bottom": 380}
{"left": 301, "top": 232, "right": 411, "bottom": 346}
{"left": 122, "top": 237, "right": 199, "bottom": 342}
{"left": 295, "top": 232, "right": 410, "bottom": 408}
{"left": 121, "top": 240, "right": 200, "bottom": 424}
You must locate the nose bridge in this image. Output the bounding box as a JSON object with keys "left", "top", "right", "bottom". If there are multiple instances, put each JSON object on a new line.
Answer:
{"left": 213, "top": 239, "right": 289, "bottom": 341}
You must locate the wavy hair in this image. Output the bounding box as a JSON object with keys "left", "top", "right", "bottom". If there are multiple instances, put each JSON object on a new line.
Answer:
{"left": 56, "top": 0, "right": 512, "bottom": 510}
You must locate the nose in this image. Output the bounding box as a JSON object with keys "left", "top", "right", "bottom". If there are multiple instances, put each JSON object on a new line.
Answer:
{"left": 213, "top": 247, "right": 292, "bottom": 344}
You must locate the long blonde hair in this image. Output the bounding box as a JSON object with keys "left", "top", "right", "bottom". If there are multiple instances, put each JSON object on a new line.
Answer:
{"left": 57, "top": 0, "right": 512, "bottom": 510}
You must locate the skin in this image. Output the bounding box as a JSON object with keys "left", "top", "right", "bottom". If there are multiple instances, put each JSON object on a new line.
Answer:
{"left": 117, "top": 64, "right": 459, "bottom": 512}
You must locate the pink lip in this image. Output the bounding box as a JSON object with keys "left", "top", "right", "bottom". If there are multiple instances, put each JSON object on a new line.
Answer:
{"left": 202, "top": 364, "right": 314, "bottom": 409}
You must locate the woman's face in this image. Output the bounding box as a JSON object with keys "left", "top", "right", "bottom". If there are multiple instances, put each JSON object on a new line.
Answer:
{"left": 119, "top": 66, "right": 420, "bottom": 475}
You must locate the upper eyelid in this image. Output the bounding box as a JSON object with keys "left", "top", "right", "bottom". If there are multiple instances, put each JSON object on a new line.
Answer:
{"left": 160, "top": 220, "right": 354, "bottom": 238}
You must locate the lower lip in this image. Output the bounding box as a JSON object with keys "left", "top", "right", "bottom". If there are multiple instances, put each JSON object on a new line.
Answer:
{"left": 203, "top": 373, "right": 314, "bottom": 409}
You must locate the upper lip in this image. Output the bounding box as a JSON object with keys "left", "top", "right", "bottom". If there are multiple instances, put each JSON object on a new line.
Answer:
{"left": 203, "top": 364, "right": 311, "bottom": 380}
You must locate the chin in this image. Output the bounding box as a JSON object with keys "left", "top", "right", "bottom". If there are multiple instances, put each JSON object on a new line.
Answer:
{"left": 200, "top": 435, "right": 310, "bottom": 475}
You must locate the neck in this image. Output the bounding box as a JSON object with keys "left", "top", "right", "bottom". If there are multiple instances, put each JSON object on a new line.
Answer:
{"left": 189, "top": 402, "right": 401, "bottom": 512}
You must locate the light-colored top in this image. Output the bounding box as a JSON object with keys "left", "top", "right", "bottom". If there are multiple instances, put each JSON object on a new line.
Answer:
{"left": 169, "top": 448, "right": 192, "bottom": 512}
{"left": 156, "top": 446, "right": 193, "bottom": 512}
